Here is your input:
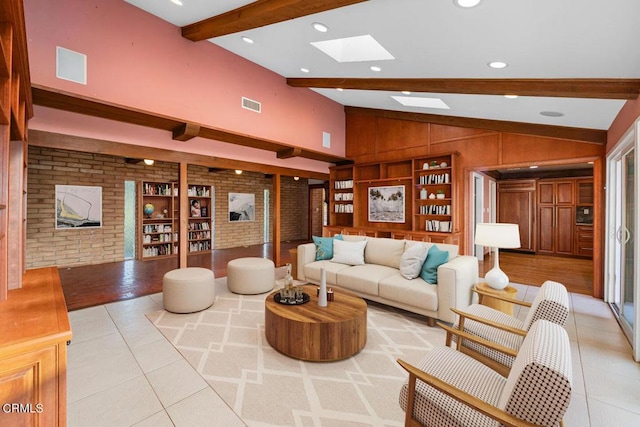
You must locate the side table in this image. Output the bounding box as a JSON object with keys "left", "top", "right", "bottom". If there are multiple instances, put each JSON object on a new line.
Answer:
{"left": 475, "top": 282, "right": 518, "bottom": 316}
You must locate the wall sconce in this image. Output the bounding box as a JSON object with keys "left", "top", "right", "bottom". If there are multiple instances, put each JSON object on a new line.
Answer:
{"left": 293, "top": 176, "right": 300, "bottom": 181}
{"left": 143, "top": 159, "right": 154, "bottom": 166}
{"left": 235, "top": 170, "right": 243, "bottom": 175}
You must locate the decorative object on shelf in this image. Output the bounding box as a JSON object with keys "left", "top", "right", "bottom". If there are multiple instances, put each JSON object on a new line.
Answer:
{"left": 429, "top": 193, "right": 436, "bottom": 199}
{"left": 475, "top": 223, "right": 521, "bottom": 289}
{"left": 422, "top": 162, "right": 429, "bottom": 170}
{"left": 436, "top": 190, "right": 446, "bottom": 199}
{"left": 440, "top": 162, "right": 448, "bottom": 168}
{"left": 318, "top": 268, "right": 328, "bottom": 307}
{"left": 190, "top": 199, "right": 201, "bottom": 217}
{"left": 368, "top": 185, "right": 405, "bottom": 223}
{"left": 143, "top": 203, "right": 155, "bottom": 218}
{"left": 420, "top": 187, "right": 428, "bottom": 200}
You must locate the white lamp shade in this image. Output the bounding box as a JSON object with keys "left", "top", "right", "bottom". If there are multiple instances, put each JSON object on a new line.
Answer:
{"left": 474, "top": 223, "right": 521, "bottom": 249}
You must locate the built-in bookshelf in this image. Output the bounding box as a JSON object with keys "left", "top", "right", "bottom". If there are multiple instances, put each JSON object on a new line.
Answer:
{"left": 138, "top": 181, "right": 179, "bottom": 259}
{"left": 187, "top": 185, "right": 213, "bottom": 254}
{"left": 414, "top": 154, "right": 455, "bottom": 234}
{"left": 329, "top": 165, "right": 354, "bottom": 226}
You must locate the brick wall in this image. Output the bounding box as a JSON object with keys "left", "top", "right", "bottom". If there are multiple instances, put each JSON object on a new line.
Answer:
{"left": 27, "top": 146, "right": 310, "bottom": 268}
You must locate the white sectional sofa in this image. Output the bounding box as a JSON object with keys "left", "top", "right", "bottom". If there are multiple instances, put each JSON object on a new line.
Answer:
{"left": 297, "top": 236, "right": 478, "bottom": 325}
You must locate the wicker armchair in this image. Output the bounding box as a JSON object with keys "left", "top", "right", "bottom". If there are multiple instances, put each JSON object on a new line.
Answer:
{"left": 398, "top": 319, "right": 572, "bottom": 427}
{"left": 443, "top": 280, "right": 569, "bottom": 376}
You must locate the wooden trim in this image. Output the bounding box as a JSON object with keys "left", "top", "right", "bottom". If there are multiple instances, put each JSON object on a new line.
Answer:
{"left": 28, "top": 130, "right": 330, "bottom": 181}
{"left": 179, "top": 162, "right": 188, "bottom": 267}
{"left": 31, "top": 85, "right": 349, "bottom": 165}
{"left": 449, "top": 308, "right": 528, "bottom": 336}
{"left": 181, "top": 0, "right": 366, "bottom": 41}
{"left": 345, "top": 106, "right": 607, "bottom": 144}
{"left": 289, "top": 78, "right": 640, "bottom": 100}
{"left": 473, "top": 287, "right": 534, "bottom": 307}
{"left": 274, "top": 174, "right": 281, "bottom": 266}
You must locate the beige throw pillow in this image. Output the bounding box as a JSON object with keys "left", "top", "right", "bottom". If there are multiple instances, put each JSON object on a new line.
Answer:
{"left": 332, "top": 239, "right": 367, "bottom": 266}
{"left": 399, "top": 243, "right": 429, "bottom": 279}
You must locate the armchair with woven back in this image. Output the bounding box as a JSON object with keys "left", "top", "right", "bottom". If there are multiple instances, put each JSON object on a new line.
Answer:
{"left": 397, "top": 281, "right": 571, "bottom": 427}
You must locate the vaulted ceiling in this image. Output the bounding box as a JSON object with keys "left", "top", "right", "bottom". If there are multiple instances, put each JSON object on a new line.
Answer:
{"left": 124, "top": 0, "right": 640, "bottom": 134}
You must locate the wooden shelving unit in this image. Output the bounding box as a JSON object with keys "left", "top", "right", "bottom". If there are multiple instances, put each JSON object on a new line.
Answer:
{"left": 187, "top": 185, "right": 213, "bottom": 254}
{"left": 329, "top": 165, "right": 354, "bottom": 227}
{"left": 138, "top": 181, "right": 178, "bottom": 260}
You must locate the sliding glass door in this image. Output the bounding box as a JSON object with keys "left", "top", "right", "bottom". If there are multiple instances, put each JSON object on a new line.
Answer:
{"left": 606, "top": 122, "right": 639, "bottom": 361}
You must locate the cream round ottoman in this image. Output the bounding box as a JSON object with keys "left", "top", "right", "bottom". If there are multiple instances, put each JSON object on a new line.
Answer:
{"left": 227, "top": 257, "right": 275, "bottom": 294}
{"left": 163, "top": 267, "right": 215, "bottom": 313}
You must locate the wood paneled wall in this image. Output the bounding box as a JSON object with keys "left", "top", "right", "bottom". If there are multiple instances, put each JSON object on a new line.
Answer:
{"left": 345, "top": 107, "right": 605, "bottom": 296}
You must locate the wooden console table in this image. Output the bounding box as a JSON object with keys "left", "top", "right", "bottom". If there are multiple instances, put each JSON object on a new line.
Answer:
{"left": 264, "top": 285, "right": 367, "bottom": 361}
{"left": 0, "top": 267, "right": 72, "bottom": 426}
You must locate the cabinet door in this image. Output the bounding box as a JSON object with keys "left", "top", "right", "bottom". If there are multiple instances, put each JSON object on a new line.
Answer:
{"left": 538, "top": 182, "right": 555, "bottom": 204}
{"left": 556, "top": 206, "right": 575, "bottom": 254}
{"left": 556, "top": 181, "right": 575, "bottom": 205}
{"left": 538, "top": 206, "right": 555, "bottom": 253}
{"left": 498, "top": 190, "right": 535, "bottom": 252}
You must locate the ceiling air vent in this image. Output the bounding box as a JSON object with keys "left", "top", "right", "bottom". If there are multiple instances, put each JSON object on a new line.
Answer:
{"left": 242, "top": 97, "right": 261, "bottom": 113}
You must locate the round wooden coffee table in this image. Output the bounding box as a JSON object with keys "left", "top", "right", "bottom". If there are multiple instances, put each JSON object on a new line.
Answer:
{"left": 264, "top": 285, "right": 367, "bottom": 362}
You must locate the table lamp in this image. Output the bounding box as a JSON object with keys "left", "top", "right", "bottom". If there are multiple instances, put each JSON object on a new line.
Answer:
{"left": 475, "top": 223, "right": 521, "bottom": 289}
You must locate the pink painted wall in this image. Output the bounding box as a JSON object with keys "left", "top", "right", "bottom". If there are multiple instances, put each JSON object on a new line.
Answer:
{"left": 607, "top": 97, "right": 640, "bottom": 152}
{"left": 23, "top": 0, "right": 345, "bottom": 171}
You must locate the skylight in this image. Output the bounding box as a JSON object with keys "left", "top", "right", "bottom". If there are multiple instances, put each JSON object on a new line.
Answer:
{"left": 392, "top": 96, "right": 450, "bottom": 109}
{"left": 311, "top": 35, "right": 394, "bottom": 63}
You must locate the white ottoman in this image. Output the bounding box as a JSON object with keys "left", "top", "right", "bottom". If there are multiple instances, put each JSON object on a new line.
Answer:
{"left": 227, "top": 257, "right": 275, "bottom": 294}
{"left": 163, "top": 267, "right": 215, "bottom": 313}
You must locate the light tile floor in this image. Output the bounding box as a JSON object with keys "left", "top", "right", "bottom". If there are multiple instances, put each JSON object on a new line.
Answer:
{"left": 67, "top": 285, "right": 640, "bottom": 426}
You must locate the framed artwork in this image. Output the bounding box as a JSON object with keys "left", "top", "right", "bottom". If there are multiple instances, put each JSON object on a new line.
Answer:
{"left": 229, "top": 192, "right": 255, "bottom": 222}
{"left": 55, "top": 185, "right": 102, "bottom": 229}
{"left": 368, "top": 185, "right": 405, "bottom": 223}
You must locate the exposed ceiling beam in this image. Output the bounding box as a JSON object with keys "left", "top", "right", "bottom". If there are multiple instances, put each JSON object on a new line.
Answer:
{"left": 346, "top": 107, "right": 607, "bottom": 144}
{"left": 277, "top": 147, "right": 302, "bottom": 159}
{"left": 287, "top": 78, "right": 640, "bottom": 100}
{"left": 31, "top": 85, "right": 348, "bottom": 165}
{"left": 181, "top": 0, "right": 366, "bottom": 41}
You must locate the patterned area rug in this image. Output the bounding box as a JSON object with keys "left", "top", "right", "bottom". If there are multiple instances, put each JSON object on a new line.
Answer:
{"left": 147, "top": 278, "right": 445, "bottom": 426}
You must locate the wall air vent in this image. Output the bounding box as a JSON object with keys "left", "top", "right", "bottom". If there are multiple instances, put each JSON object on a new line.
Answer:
{"left": 242, "top": 97, "right": 262, "bottom": 113}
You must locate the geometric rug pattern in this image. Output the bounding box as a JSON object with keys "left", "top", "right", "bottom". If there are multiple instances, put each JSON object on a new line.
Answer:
{"left": 147, "top": 277, "right": 445, "bottom": 426}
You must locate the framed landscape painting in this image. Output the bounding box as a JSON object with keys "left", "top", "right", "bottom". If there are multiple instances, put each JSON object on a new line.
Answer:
{"left": 55, "top": 185, "right": 103, "bottom": 229}
{"left": 368, "top": 185, "right": 405, "bottom": 223}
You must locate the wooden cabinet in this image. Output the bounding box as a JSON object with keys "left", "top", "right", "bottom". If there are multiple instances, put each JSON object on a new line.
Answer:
{"left": 138, "top": 181, "right": 179, "bottom": 259}
{"left": 329, "top": 165, "right": 354, "bottom": 227}
{"left": 187, "top": 185, "right": 212, "bottom": 254}
{"left": 575, "top": 225, "right": 594, "bottom": 257}
{"left": 413, "top": 154, "right": 456, "bottom": 235}
{"left": 0, "top": 268, "right": 72, "bottom": 426}
{"left": 537, "top": 179, "right": 575, "bottom": 255}
{"left": 497, "top": 180, "right": 536, "bottom": 252}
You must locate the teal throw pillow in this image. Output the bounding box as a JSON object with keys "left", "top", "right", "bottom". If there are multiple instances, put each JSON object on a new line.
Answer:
{"left": 312, "top": 235, "right": 343, "bottom": 261}
{"left": 419, "top": 245, "right": 449, "bottom": 284}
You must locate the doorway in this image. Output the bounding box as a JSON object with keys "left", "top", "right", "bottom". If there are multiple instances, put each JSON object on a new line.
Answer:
{"left": 606, "top": 122, "right": 639, "bottom": 361}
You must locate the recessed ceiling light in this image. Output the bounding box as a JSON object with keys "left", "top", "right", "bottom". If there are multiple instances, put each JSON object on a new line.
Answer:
{"left": 312, "top": 22, "right": 329, "bottom": 33}
{"left": 170, "top": 0, "right": 183, "bottom": 5}
{"left": 454, "top": 0, "right": 481, "bottom": 8}
{"left": 241, "top": 36, "right": 254, "bottom": 44}
{"left": 336, "top": 88, "right": 344, "bottom": 91}
{"left": 402, "top": 91, "right": 411, "bottom": 95}
{"left": 293, "top": 176, "right": 300, "bottom": 181}
{"left": 488, "top": 61, "right": 508, "bottom": 69}
{"left": 529, "top": 165, "right": 539, "bottom": 169}
{"left": 587, "top": 161, "right": 594, "bottom": 164}
{"left": 300, "top": 67, "right": 310, "bottom": 73}
{"left": 143, "top": 159, "right": 154, "bottom": 166}
{"left": 540, "top": 111, "right": 565, "bottom": 117}
{"left": 235, "top": 170, "right": 243, "bottom": 175}
{"left": 311, "top": 35, "right": 394, "bottom": 63}
{"left": 504, "top": 94, "right": 518, "bottom": 99}
{"left": 392, "top": 96, "right": 450, "bottom": 109}
{"left": 370, "top": 66, "right": 382, "bottom": 72}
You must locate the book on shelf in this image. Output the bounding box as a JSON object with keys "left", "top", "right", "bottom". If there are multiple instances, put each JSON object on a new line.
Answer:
{"left": 425, "top": 220, "right": 452, "bottom": 232}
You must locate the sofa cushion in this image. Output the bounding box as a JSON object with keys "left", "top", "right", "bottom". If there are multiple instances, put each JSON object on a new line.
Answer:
{"left": 379, "top": 274, "right": 438, "bottom": 312}
{"left": 364, "top": 238, "right": 405, "bottom": 269}
{"left": 405, "top": 240, "right": 459, "bottom": 260}
{"left": 336, "top": 264, "right": 398, "bottom": 296}
{"left": 303, "top": 260, "right": 351, "bottom": 284}
{"left": 420, "top": 245, "right": 450, "bottom": 284}
{"left": 312, "top": 235, "right": 343, "bottom": 261}
{"left": 332, "top": 239, "right": 367, "bottom": 265}
{"left": 399, "top": 243, "right": 429, "bottom": 279}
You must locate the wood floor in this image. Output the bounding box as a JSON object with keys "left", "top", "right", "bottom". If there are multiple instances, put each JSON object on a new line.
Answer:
{"left": 58, "top": 243, "right": 593, "bottom": 311}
